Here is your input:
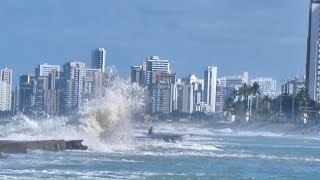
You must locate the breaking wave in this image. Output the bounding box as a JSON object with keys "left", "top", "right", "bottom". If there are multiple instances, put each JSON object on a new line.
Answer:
{"left": 0, "top": 77, "right": 146, "bottom": 152}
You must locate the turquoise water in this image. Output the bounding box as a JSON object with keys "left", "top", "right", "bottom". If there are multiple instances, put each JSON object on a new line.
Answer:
{"left": 1, "top": 123, "right": 320, "bottom": 179}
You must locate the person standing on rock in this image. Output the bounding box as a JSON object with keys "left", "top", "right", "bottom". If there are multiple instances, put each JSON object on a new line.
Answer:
{"left": 148, "top": 127, "right": 153, "bottom": 134}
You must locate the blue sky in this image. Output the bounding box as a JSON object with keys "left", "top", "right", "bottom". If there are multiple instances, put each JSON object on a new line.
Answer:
{"left": 0, "top": 0, "right": 309, "bottom": 83}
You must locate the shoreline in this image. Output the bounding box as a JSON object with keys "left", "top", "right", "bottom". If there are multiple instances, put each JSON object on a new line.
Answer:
{"left": 207, "top": 121, "right": 320, "bottom": 136}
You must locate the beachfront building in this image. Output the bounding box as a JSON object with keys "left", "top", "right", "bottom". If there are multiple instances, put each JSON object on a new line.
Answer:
{"left": 91, "top": 48, "right": 106, "bottom": 72}
{"left": 203, "top": 66, "right": 218, "bottom": 113}
{"left": 131, "top": 56, "right": 177, "bottom": 115}
{"left": 33, "top": 64, "right": 61, "bottom": 116}
{"left": 62, "top": 62, "right": 86, "bottom": 114}
{"left": 282, "top": 78, "right": 306, "bottom": 96}
{"left": 0, "top": 68, "right": 12, "bottom": 112}
{"left": 306, "top": 0, "right": 320, "bottom": 102}
{"left": 18, "top": 74, "right": 35, "bottom": 114}
{"left": 251, "top": 77, "right": 277, "bottom": 95}
{"left": 0, "top": 68, "right": 13, "bottom": 113}
{"left": 35, "top": 63, "right": 61, "bottom": 77}
{"left": 83, "top": 68, "right": 103, "bottom": 101}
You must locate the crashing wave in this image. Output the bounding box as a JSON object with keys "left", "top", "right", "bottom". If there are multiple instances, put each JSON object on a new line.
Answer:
{"left": 0, "top": 76, "right": 146, "bottom": 152}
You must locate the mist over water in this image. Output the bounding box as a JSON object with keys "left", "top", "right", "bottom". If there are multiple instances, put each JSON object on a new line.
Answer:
{"left": 0, "top": 77, "right": 146, "bottom": 152}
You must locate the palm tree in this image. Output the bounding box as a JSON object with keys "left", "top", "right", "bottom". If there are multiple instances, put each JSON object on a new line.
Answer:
{"left": 251, "top": 82, "right": 262, "bottom": 96}
{"left": 296, "top": 88, "right": 310, "bottom": 107}
{"left": 238, "top": 83, "right": 253, "bottom": 103}
{"left": 251, "top": 82, "right": 262, "bottom": 116}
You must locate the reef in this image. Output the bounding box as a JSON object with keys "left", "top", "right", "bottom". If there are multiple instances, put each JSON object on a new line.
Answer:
{"left": 0, "top": 140, "right": 88, "bottom": 154}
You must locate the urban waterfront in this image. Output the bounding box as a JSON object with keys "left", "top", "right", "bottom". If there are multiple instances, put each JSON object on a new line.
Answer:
{"left": 1, "top": 0, "right": 320, "bottom": 179}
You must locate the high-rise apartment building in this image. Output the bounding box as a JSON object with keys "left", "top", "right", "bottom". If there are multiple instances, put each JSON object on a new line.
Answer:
{"left": 19, "top": 74, "right": 35, "bottom": 114}
{"left": 35, "top": 63, "right": 61, "bottom": 77}
{"left": 33, "top": 64, "right": 61, "bottom": 116}
{"left": 181, "top": 83, "right": 194, "bottom": 114}
{"left": 62, "top": 62, "right": 86, "bottom": 113}
{"left": 306, "top": 0, "right": 320, "bottom": 102}
{"left": 0, "top": 81, "right": 6, "bottom": 111}
{"left": 43, "top": 70, "right": 60, "bottom": 116}
{"left": 91, "top": 48, "right": 106, "bottom": 72}
{"left": 203, "top": 66, "right": 217, "bottom": 113}
{"left": 83, "top": 68, "right": 103, "bottom": 100}
{"left": 0, "top": 68, "right": 13, "bottom": 111}
{"left": 145, "top": 56, "right": 170, "bottom": 85}
{"left": 251, "top": 78, "right": 277, "bottom": 93}
{"left": 132, "top": 56, "right": 176, "bottom": 114}
{"left": 131, "top": 65, "right": 143, "bottom": 84}
{"left": 282, "top": 78, "right": 305, "bottom": 96}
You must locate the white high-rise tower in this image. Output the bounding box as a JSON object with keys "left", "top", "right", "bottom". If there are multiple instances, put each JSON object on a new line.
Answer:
{"left": 306, "top": 0, "right": 320, "bottom": 102}
{"left": 91, "top": 48, "right": 106, "bottom": 72}
{"left": 203, "top": 66, "right": 217, "bottom": 113}
{"left": 0, "top": 68, "right": 13, "bottom": 111}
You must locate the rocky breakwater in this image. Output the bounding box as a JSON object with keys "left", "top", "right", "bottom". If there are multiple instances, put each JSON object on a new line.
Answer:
{"left": 0, "top": 140, "right": 88, "bottom": 154}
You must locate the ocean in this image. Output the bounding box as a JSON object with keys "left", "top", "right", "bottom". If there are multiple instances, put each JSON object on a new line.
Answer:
{"left": 1, "top": 122, "right": 320, "bottom": 179}
{"left": 1, "top": 80, "right": 319, "bottom": 179}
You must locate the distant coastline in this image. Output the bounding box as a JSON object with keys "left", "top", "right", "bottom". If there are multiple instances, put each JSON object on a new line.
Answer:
{"left": 207, "top": 121, "right": 320, "bottom": 136}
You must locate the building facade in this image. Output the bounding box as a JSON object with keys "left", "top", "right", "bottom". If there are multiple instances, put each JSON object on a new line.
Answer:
{"left": 62, "top": 62, "right": 86, "bottom": 114}
{"left": 91, "top": 48, "right": 106, "bottom": 72}
{"left": 306, "top": 0, "right": 320, "bottom": 102}
{"left": 0, "top": 68, "right": 13, "bottom": 111}
{"left": 35, "top": 63, "right": 61, "bottom": 77}
{"left": 251, "top": 78, "right": 277, "bottom": 94}
{"left": 203, "top": 66, "right": 217, "bottom": 113}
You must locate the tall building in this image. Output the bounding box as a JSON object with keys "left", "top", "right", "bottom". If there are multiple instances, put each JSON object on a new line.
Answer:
{"left": 131, "top": 56, "right": 175, "bottom": 114}
{"left": 0, "top": 81, "right": 6, "bottom": 111}
{"left": 215, "top": 83, "right": 226, "bottom": 113}
{"left": 91, "top": 48, "right": 106, "bottom": 72}
{"left": 282, "top": 78, "right": 305, "bottom": 96}
{"left": 146, "top": 56, "right": 170, "bottom": 73}
{"left": 83, "top": 68, "right": 103, "bottom": 100}
{"left": 33, "top": 64, "right": 61, "bottom": 116}
{"left": 203, "top": 66, "right": 217, "bottom": 113}
{"left": 14, "top": 85, "right": 20, "bottom": 114}
{"left": 149, "top": 73, "right": 177, "bottom": 114}
{"left": 131, "top": 65, "right": 143, "bottom": 84}
{"left": 251, "top": 78, "right": 277, "bottom": 94}
{"left": 35, "top": 63, "right": 61, "bottom": 77}
{"left": 43, "top": 70, "right": 60, "bottom": 116}
{"left": 306, "top": 0, "right": 320, "bottom": 102}
{"left": 145, "top": 56, "right": 170, "bottom": 85}
{"left": 0, "top": 68, "right": 13, "bottom": 111}
{"left": 19, "top": 74, "right": 35, "bottom": 114}
{"left": 181, "top": 83, "right": 194, "bottom": 114}
{"left": 62, "top": 62, "right": 86, "bottom": 113}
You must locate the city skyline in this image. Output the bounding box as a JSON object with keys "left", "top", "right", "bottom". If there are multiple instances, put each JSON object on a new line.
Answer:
{"left": 0, "top": 0, "right": 309, "bottom": 83}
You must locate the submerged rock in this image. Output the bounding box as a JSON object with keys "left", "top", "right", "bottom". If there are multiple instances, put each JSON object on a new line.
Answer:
{"left": 149, "top": 133, "right": 183, "bottom": 142}
{"left": 66, "top": 140, "right": 88, "bottom": 150}
{"left": 0, "top": 140, "right": 88, "bottom": 154}
{"left": 136, "top": 133, "right": 183, "bottom": 143}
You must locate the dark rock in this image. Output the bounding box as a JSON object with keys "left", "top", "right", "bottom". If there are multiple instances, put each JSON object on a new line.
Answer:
{"left": 66, "top": 140, "right": 88, "bottom": 150}
{"left": 136, "top": 133, "right": 183, "bottom": 143}
{"left": 0, "top": 140, "right": 87, "bottom": 154}
{"left": 23, "top": 140, "right": 66, "bottom": 151}
{"left": 0, "top": 141, "right": 27, "bottom": 154}
{"left": 149, "top": 133, "right": 183, "bottom": 142}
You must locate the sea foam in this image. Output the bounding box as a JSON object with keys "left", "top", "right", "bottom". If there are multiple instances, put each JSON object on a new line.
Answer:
{"left": 0, "top": 76, "right": 146, "bottom": 152}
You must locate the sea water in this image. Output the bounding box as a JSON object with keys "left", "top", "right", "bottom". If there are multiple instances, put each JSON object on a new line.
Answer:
{"left": 1, "top": 78, "right": 320, "bottom": 179}
{"left": 1, "top": 123, "right": 320, "bottom": 179}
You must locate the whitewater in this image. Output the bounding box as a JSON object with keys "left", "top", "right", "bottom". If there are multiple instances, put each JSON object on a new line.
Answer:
{"left": 1, "top": 78, "right": 320, "bottom": 179}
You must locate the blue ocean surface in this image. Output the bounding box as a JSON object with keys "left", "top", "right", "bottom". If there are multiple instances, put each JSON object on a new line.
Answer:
{"left": 1, "top": 123, "right": 320, "bottom": 179}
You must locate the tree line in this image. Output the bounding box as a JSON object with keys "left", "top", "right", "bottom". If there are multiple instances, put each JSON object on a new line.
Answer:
{"left": 224, "top": 82, "right": 320, "bottom": 124}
